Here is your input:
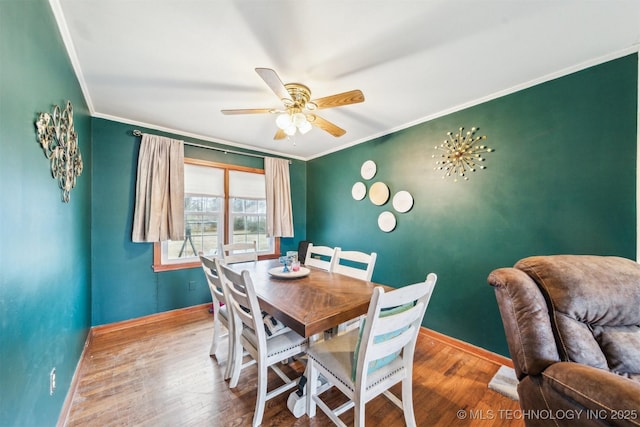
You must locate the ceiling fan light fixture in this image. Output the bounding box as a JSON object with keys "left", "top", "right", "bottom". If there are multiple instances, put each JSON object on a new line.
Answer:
{"left": 276, "top": 111, "right": 312, "bottom": 136}
{"left": 276, "top": 113, "right": 292, "bottom": 129}
{"left": 284, "top": 124, "right": 297, "bottom": 136}
{"left": 292, "top": 112, "right": 306, "bottom": 126}
{"left": 298, "top": 120, "right": 312, "bottom": 134}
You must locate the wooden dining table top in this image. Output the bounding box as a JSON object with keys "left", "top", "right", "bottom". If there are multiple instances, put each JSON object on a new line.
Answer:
{"left": 227, "top": 259, "right": 392, "bottom": 338}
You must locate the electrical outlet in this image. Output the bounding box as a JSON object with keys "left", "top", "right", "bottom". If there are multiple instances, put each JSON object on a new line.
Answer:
{"left": 49, "top": 368, "right": 56, "bottom": 396}
{"left": 188, "top": 281, "right": 196, "bottom": 291}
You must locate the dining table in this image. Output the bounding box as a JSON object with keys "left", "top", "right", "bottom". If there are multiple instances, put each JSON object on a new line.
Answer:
{"left": 227, "top": 258, "right": 392, "bottom": 338}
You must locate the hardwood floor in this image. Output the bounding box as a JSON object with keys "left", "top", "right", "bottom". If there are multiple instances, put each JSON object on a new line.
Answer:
{"left": 63, "top": 306, "right": 524, "bottom": 426}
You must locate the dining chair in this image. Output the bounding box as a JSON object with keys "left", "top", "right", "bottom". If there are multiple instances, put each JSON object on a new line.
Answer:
{"left": 306, "top": 273, "right": 437, "bottom": 427}
{"left": 330, "top": 249, "right": 378, "bottom": 334}
{"left": 297, "top": 240, "right": 310, "bottom": 265}
{"left": 218, "top": 260, "right": 309, "bottom": 427}
{"left": 304, "top": 243, "right": 338, "bottom": 271}
{"left": 198, "top": 253, "right": 234, "bottom": 379}
{"left": 220, "top": 241, "right": 258, "bottom": 264}
{"left": 331, "top": 248, "right": 377, "bottom": 281}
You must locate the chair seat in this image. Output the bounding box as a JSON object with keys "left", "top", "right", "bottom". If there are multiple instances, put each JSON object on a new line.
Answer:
{"left": 243, "top": 326, "right": 307, "bottom": 360}
{"left": 307, "top": 329, "right": 405, "bottom": 394}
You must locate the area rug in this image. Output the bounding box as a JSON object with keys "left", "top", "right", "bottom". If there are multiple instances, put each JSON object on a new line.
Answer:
{"left": 488, "top": 365, "right": 519, "bottom": 401}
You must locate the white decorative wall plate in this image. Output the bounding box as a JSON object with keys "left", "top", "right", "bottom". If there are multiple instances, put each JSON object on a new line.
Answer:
{"left": 360, "top": 160, "right": 377, "bottom": 180}
{"left": 378, "top": 211, "right": 396, "bottom": 232}
{"left": 351, "top": 182, "right": 366, "bottom": 200}
{"left": 369, "top": 182, "right": 389, "bottom": 206}
{"left": 392, "top": 190, "right": 414, "bottom": 213}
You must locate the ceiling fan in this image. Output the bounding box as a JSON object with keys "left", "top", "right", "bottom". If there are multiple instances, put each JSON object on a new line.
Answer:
{"left": 221, "top": 68, "right": 364, "bottom": 140}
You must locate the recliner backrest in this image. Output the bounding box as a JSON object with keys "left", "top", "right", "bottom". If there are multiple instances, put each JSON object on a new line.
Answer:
{"left": 514, "top": 255, "right": 640, "bottom": 379}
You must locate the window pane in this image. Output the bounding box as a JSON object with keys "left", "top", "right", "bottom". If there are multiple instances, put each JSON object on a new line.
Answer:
{"left": 232, "top": 198, "right": 244, "bottom": 213}
{"left": 205, "top": 197, "right": 220, "bottom": 211}
{"left": 185, "top": 196, "right": 203, "bottom": 212}
{"left": 245, "top": 199, "right": 258, "bottom": 213}
{"left": 164, "top": 195, "right": 223, "bottom": 262}
{"left": 229, "top": 198, "right": 272, "bottom": 253}
{"left": 232, "top": 215, "right": 246, "bottom": 235}
{"left": 192, "top": 216, "right": 220, "bottom": 257}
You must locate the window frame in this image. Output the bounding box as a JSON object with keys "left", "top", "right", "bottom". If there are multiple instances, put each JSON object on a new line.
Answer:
{"left": 152, "top": 158, "right": 279, "bottom": 272}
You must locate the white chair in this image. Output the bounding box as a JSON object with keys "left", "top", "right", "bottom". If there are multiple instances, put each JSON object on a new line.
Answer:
{"left": 306, "top": 274, "right": 437, "bottom": 427}
{"left": 218, "top": 260, "right": 308, "bottom": 427}
{"left": 304, "top": 243, "right": 337, "bottom": 271}
{"left": 331, "top": 249, "right": 378, "bottom": 333}
{"left": 198, "top": 253, "right": 234, "bottom": 379}
{"left": 220, "top": 241, "right": 258, "bottom": 264}
{"left": 331, "top": 249, "right": 377, "bottom": 281}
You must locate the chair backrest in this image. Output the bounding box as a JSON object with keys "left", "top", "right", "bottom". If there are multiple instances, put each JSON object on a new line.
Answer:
{"left": 297, "top": 240, "right": 310, "bottom": 265}
{"left": 331, "top": 248, "right": 377, "bottom": 281}
{"left": 304, "top": 243, "right": 337, "bottom": 271}
{"left": 220, "top": 241, "right": 258, "bottom": 264}
{"left": 218, "top": 262, "right": 267, "bottom": 352}
{"left": 353, "top": 273, "right": 437, "bottom": 385}
{"left": 199, "top": 252, "right": 227, "bottom": 306}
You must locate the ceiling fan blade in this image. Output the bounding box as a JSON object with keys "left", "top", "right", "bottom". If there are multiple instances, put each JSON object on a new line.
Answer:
{"left": 255, "top": 68, "right": 293, "bottom": 103}
{"left": 312, "top": 89, "right": 364, "bottom": 110}
{"left": 221, "top": 108, "right": 273, "bottom": 115}
{"left": 308, "top": 114, "right": 346, "bottom": 137}
{"left": 274, "top": 129, "right": 287, "bottom": 140}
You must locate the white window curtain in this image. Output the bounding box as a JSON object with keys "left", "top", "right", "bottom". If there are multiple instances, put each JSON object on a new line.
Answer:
{"left": 132, "top": 134, "right": 185, "bottom": 242}
{"left": 264, "top": 157, "right": 293, "bottom": 237}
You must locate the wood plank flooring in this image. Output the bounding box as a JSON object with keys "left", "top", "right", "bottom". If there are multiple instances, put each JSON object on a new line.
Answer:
{"left": 63, "top": 306, "right": 524, "bottom": 426}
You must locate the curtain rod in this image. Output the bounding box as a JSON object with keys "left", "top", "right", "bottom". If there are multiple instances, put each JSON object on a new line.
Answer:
{"left": 132, "top": 130, "right": 291, "bottom": 163}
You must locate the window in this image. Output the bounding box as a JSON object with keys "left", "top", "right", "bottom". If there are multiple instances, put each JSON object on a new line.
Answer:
{"left": 228, "top": 170, "right": 271, "bottom": 252}
{"left": 153, "top": 158, "right": 279, "bottom": 271}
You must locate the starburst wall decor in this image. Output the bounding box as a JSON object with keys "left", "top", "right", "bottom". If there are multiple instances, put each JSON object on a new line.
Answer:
{"left": 433, "top": 127, "right": 493, "bottom": 181}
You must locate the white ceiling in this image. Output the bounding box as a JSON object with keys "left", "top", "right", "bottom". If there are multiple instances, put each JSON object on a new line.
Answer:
{"left": 53, "top": 0, "right": 640, "bottom": 160}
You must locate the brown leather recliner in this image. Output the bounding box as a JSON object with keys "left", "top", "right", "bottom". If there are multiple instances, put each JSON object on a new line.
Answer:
{"left": 488, "top": 255, "right": 640, "bottom": 427}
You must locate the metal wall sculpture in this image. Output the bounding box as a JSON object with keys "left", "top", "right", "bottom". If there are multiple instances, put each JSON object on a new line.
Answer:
{"left": 35, "top": 101, "right": 83, "bottom": 202}
{"left": 433, "top": 127, "right": 493, "bottom": 182}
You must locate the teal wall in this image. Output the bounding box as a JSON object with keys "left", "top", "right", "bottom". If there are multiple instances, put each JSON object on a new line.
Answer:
{"left": 0, "top": 0, "right": 637, "bottom": 423}
{"left": 0, "top": 1, "right": 92, "bottom": 425}
{"left": 91, "top": 118, "right": 307, "bottom": 325}
{"left": 306, "top": 54, "right": 638, "bottom": 356}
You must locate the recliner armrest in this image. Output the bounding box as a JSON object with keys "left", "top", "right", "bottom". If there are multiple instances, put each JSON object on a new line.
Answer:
{"left": 542, "top": 362, "right": 640, "bottom": 426}
{"left": 488, "top": 267, "right": 561, "bottom": 379}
